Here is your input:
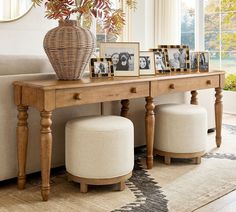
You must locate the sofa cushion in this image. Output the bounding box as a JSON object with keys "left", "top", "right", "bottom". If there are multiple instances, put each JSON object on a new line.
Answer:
{"left": 0, "top": 55, "right": 54, "bottom": 75}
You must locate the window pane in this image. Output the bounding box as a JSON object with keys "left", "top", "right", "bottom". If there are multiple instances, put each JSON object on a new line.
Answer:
{"left": 181, "top": 0, "right": 195, "bottom": 50}
{"left": 210, "top": 52, "right": 221, "bottom": 70}
{"left": 96, "top": 34, "right": 117, "bottom": 48}
{"left": 221, "top": 12, "right": 236, "bottom": 31}
{"left": 221, "top": 52, "right": 236, "bottom": 73}
{"left": 96, "top": 0, "right": 119, "bottom": 48}
{"left": 205, "top": 13, "right": 220, "bottom": 32}
{"left": 221, "top": 31, "right": 236, "bottom": 51}
{"left": 205, "top": 0, "right": 220, "bottom": 13}
{"left": 204, "top": 0, "right": 236, "bottom": 87}
{"left": 205, "top": 32, "right": 220, "bottom": 51}
{"left": 221, "top": 0, "right": 236, "bottom": 12}
{"left": 181, "top": 33, "right": 195, "bottom": 49}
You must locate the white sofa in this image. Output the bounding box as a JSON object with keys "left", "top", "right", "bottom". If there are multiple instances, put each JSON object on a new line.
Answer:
{"left": 0, "top": 55, "right": 101, "bottom": 181}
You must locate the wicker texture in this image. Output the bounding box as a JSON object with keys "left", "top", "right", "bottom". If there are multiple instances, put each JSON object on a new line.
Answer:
{"left": 44, "top": 20, "right": 95, "bottom": 80}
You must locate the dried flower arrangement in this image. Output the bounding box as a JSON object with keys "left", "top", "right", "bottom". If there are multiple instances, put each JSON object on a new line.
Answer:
{"left": 32, "top": 0, "right": 136, "bottom": 35}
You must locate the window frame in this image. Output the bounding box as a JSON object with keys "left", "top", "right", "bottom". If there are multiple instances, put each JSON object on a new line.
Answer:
{"left": 187, "top": 0, "right": 236, "bottom": 72}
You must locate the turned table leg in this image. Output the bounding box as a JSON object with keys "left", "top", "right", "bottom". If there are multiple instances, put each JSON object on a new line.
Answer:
{"left": 17, "top": 105, "right": 29, "bottom": 190}
{"left": 40, "top": 111, "right": 52, "bottom": 201}
{"left": 215, "top": 88, "right": 223, "bottom": 147}
{"left": 120, "top": 99, "right": 130, "bottom": 117}
{"left": 145, "top": 97, "right": 155, "bottom": 169}
{"left": 190, "top": 90, "right": 198, "bottom": 105}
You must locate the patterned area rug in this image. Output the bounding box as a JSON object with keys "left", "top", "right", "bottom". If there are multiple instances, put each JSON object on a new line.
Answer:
{"left": 116, "top": 124, "right": 236, "bottom": 212}
{"left": 0, "top": 124, "right": 236, "bottom": 212}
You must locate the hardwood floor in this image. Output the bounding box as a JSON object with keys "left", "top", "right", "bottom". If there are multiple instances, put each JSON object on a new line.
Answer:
{"left": 195, "top": 190, "right": 236, "bottom": 212}
{"left": 195, "top": 113, "right": 236, "bottom": 212}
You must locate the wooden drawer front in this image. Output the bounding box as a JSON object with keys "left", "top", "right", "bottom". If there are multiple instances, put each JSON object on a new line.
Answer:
{"left": 56, "top": 82, "right": 149, "bottom": 108}
{"left": 151, "top": 75, "right": 219, "bottom": 96}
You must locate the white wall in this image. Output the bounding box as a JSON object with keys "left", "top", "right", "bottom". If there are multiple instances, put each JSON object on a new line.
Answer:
{"left": 0, "top": 6, "right": 57, "bottom": 55}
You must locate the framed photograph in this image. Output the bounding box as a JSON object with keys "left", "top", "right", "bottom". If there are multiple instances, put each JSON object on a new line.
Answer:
{"left": 199, "top": 52, "right": 209, "bottom": 72}
{"left": 153, "top": 49, "right": 169, "bottom": 73}
{"left": 158, "top": 45, "right": 190, "bottom": 71}
{"left": 100, "top": 42, "right": 140, "bottom": 76}
{"left": 90, "top": 58, "right": 114, "bottom": 78}
{"left": 190, "top": 51, "right": 209, "bottom": 72}
{"left": 139, "top": 51, "right": 155, "bottom": 75}
{"left": 190, "top": 51, "right": 199, "bottom": 71}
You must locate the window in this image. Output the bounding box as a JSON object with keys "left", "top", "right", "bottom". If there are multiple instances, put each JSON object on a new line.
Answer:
{"left": 181, "top": 0, "right": 236, "bottom": 75}
{"left": 96, "top": 0, "right": 120, "bottom": 49}
{"left": 205, "top": 0, "right": 236, "bottom": 73}
{"left": 181, "top": 0, "right": 196, "bottom": 50}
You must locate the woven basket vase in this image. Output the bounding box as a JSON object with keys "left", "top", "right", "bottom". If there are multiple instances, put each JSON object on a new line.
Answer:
{"left": 44, "top": 20, "right": 95, "bottom": 80}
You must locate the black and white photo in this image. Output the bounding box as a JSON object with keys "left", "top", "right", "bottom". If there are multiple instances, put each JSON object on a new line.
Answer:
{"left": 190, "top": 51, "right": 209, "bottom": 72}
{"left": 199, "top": 52, "right": 209, "bottom": 71}
{"left": 94, "top": 62, "right": 109, "bottom": 74}
{"left": 190, "top": 52, "right": 198, "bottom": 71}
{"left": 100, "top": 42, "right": 139, "bottom": 76}
{"left": 139, "top": 56, "right": 150, "bottom": 69}
{"left": 159, "top": 45, "right": 190, "bottom": 71}
{"left": 139, "top": 51, "right": 155, "bottom": 75}
{"left": 167, "top": 48, "right": 187, "bottom": 68}
{"left": 104, "top": 49, "right": 134, "bottom": 71}
{"left": 154, "top": 51, "right": 166, "bottom": 71}
{"left": 90, "top": 58, "right": 114, "bottom": 78}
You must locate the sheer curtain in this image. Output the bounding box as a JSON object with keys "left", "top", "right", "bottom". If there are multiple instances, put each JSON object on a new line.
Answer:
{"left": 154, "top": 0, "right": 181, "bottom": 45}
{"left": 0, "top": 0, "right": 31, "bottom": 20}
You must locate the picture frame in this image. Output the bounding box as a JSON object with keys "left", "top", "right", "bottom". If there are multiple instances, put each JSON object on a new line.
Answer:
{"left": 100, "top": 42, "right": 140, "bottom": 76}
{"left": 199, "top": 51, "right": 209, "bottom": 72}
{"left": 158, "top": 45, "right": 190, "bottom": 71}
{"left": 90, "top": 58, "right": 114, "bottom": 78}
{"left": 190, "top": 51, "right": 209, "bottom": 72}
{"left": 153, "top": 48, "right": 170, "bottom": 74}
{"left": 139, "top": 51, "right": 155, "bottom": 75}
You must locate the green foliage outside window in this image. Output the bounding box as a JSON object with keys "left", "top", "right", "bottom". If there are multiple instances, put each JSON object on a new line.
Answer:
{"left": 205, "top": 0, "right": 236, "bottom": 52}
{"left": 224, "top": 74, "right": 236, "bottom": 91}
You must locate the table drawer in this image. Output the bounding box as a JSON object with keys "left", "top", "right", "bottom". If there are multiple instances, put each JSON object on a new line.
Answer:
{"left": 56, "top": 82, "right": 149, "bottom": 108}
{"left": 151, "top": 75, "right": 220, "bottom": 96}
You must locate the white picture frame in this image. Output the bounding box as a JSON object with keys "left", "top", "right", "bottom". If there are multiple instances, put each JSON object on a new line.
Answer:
{"left": 139, "top": 51, "right": 155, "bottom": 75}
{"left": 100, "top": 42, "right": 140, "bottom": 76}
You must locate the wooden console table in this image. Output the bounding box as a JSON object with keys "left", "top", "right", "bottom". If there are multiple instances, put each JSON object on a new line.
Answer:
{"left": 13, "top": 71, "right": 224, "bottom": 201}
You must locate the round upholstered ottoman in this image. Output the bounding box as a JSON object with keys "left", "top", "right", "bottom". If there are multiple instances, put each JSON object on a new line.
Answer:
{"left": 65, "top": 115, "right": 134, "bottom": 192}
{"left": 154, "top": 104, "right": 207, "bottom": 165}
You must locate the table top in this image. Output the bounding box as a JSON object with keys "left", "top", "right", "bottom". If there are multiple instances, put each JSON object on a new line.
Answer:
{"left": 13, "top": 70, "right": 225, "bottom": 90}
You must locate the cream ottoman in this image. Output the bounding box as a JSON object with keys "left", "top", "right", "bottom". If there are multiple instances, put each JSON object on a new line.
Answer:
{"left": 65, "top": 115, "right": 134, "bottom": 192}
{"left": 154, "top": 104, "right": 207, "bottom": 165}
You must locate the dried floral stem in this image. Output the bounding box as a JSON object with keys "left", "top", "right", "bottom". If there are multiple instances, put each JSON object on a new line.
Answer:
{"left": 32, "top": 0, "right": 136, "bottom": 35}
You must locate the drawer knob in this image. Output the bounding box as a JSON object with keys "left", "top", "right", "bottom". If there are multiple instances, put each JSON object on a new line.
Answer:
{"left": 74, "top": 93, "right": 81, "bottom": 100}
{"left": 130, "top": 87, "right": 137, "bottom": 93}
{"left": 169, "top": 84, "right": 175, "bottom": 89}
{"left": 206, "top": 80, "right": 211, "bottom": 85}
